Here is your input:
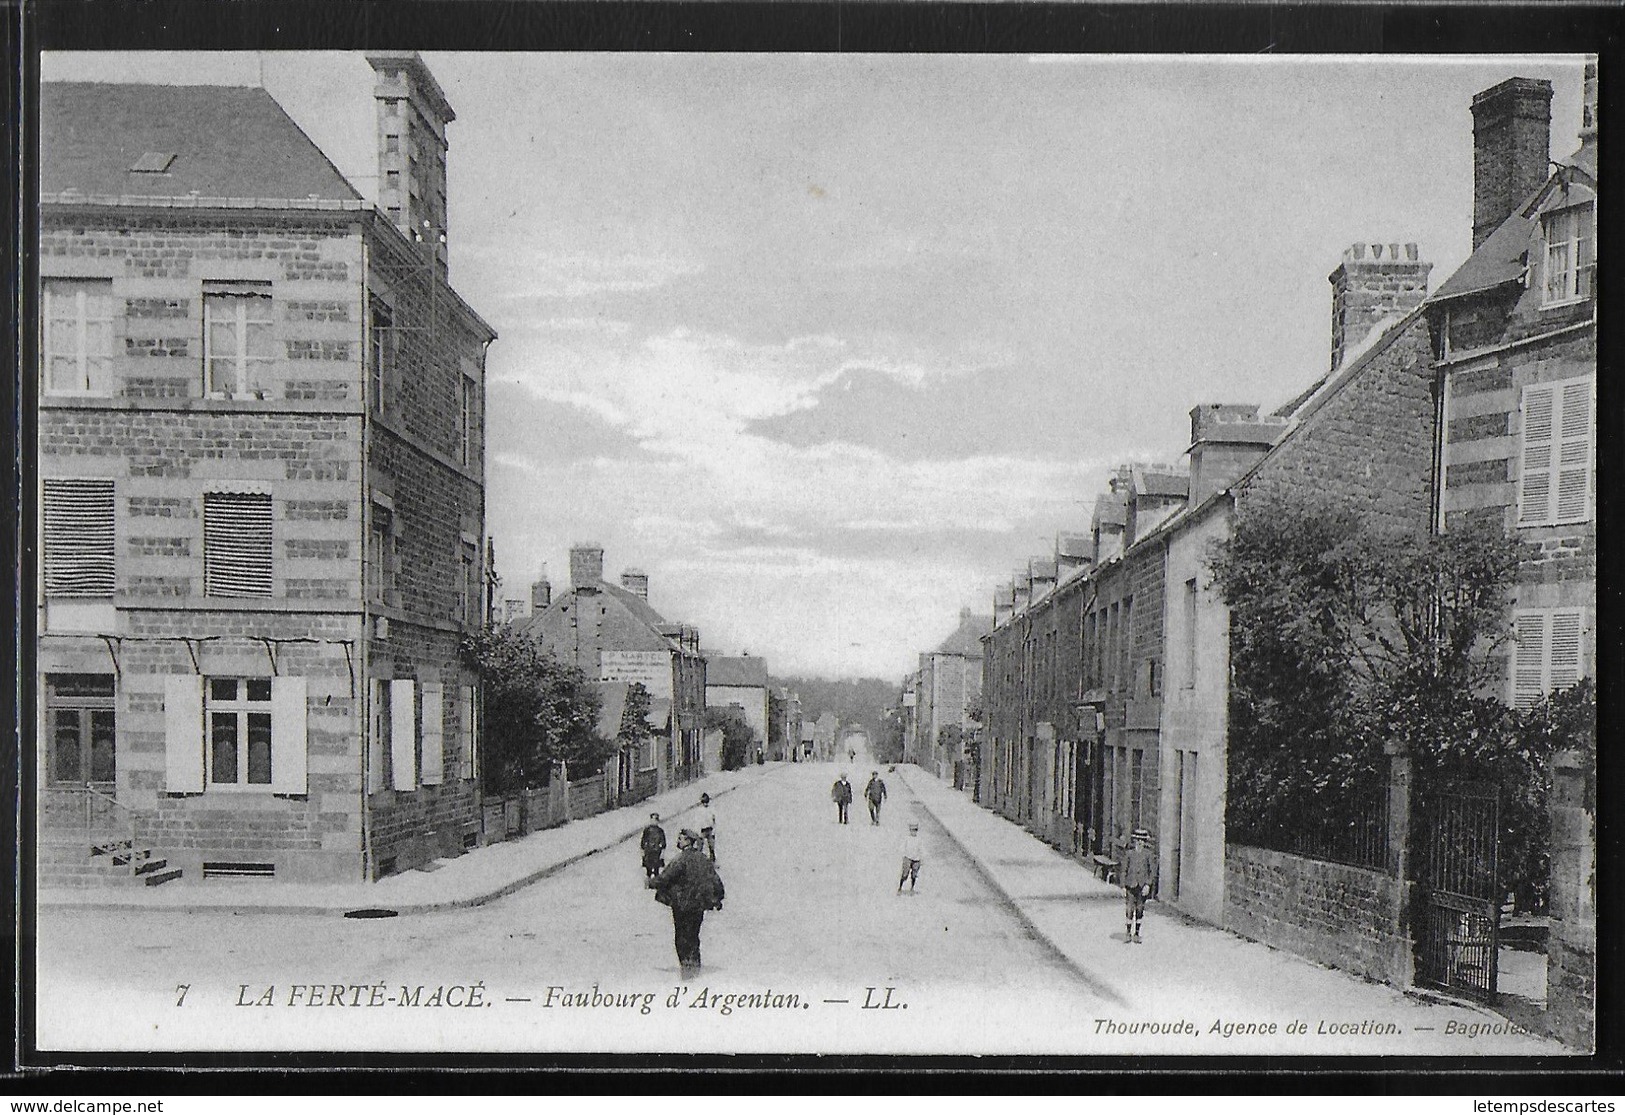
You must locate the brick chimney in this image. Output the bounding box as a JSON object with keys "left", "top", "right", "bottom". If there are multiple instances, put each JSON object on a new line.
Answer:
{"left": 620, "top": 568, "right": 649, "bottom": 600}
{"left": 1328, "top": 242, "right": 1432, "bottom": 371}
{"left": 367, "top": 52, "right": 456, "bottom": 276}
{"left": 1580, "top": 59, "right": 1598, "bottom": 141}
{"left": 530, "top": 569, "right": 552, "bottom": 613}
{"left": 1470, "top": 77, "right": 1553, "bottom": 251}
{"left": 1187, "top": 404, "right": 1289, "bottom": 507}
{"left": 569, "top": 544, "right": 604, "bottom": 591}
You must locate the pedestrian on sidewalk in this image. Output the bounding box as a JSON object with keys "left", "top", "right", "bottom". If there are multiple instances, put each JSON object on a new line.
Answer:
{"left": 698, "top": 793, "right": 718, "bottom": 861}
{"left": 647, "top": 829, "right": 726, "bottom": 980}
{"left": 831, "top": 773, "right": 853, "bottom": 824}
{"left": 640, "top": 813, "right": 668, "bottom": 879}
{"left": 864, "top": 770, "right": 888, "bottom": 825}
{"left": 1121, "top": 827, "right": 1158, "bottom": 944}
{"left": 898, "top": 821, "right": 924, "bottom": 893}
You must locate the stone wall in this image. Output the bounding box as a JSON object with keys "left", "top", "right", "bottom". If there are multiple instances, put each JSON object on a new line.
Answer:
{"left": 1224, "top": 844, "right": 1409, "bottom": 986}
{"left": 1543, "top": 752, "right": 1595, "bottom": 1049}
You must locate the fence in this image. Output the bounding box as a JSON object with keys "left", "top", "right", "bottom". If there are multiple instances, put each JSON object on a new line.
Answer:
{"left": 1229, "top": 784, "right": 1390, "bottom": 872}
{"left": 481, "top": 769, "right": 618, "bottom": 844}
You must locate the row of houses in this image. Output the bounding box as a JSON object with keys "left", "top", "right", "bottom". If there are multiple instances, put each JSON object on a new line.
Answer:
{"left": 898, "top": 608, "right": 991, "bottom": 786}
{"left": 968, "top": 71, "right": 1595, "bottom": 1020}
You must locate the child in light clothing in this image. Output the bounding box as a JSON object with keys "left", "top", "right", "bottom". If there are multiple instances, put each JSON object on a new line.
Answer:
{"left": 898, "top": 822, "right": 924, "bottom": 893}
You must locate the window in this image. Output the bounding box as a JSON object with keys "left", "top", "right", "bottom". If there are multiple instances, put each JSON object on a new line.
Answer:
{"left": 42, "top": 479, "right": 115, "bottom": 597}
{"left": 459, "top": 684, "right": 477, "bottom": 781}
{"left": 461, "top": 540, "right": 481, "bottom": 626}
{"left": 203, "top": 492, "right": 273, "bottom": 597}
{"left": 1182, "top": 578, "right": 1198, "bottom": 688}
{"left": 47, "top": 674, "right": 116, "bottom": 785}
{"left": 369, "top": 503, "right": 398, "bottom": 605}
{"left": 1543, "top": 205, "right": 1595, "bottom": 305}
{"left": 1120, "top": 596, "right": 1134, "bottom": 693}
{"left": 43, "top": 279, "right": 115, "bottom": 395}
{"left": 1512, "top": 609, "right": 1585, "bottom": 710}
{"left": 1129, "top": 749, "right": 1143, "bottom": 829}
{"left": 459, "top": 374, "right": 479, "bottom": 466}
{"left": 370, "top": 299, "right": 394, "bottom": 415}
{"left": 1106, "top": 604, "right": 1120, "bottom": 692}
{"left": 1519, "top": 378, "right": 1593, "bottom": 526}
{"left": 208, "top": 677, "right": 273, "bottom": 786}
{"left": 203, "top": 284, "right": 274, "bottom": 397}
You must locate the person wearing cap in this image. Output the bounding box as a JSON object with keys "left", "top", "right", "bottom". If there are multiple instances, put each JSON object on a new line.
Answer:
{"left": 831, "top": 773, "right": 853, "bottom": 824}
{"left": 647, "top": 828, "right": 726, "bottom": 980}
{"left": 898, "top": 821, "right": 924, "bottom": 893}
{"left": 698, "top": 793, "right": 718, "bottom": 862}
{"left": 864, "top": 770, "right": 888, "bottom": 825}
{"left": 639, "top": 812, "right": 667, "bottom": 880}
{"left": 1120, "top": 827, "right": 1158, "bottom": 943}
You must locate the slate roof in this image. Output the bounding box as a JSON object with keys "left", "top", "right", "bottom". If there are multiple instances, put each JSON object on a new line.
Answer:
{"left": 1136, "top": 469, "right": 1190, "bottom": 499}
{"left": 706, "top": 656, "right": 768, "bottom": 688}
{"left": 41, "top": 83, "right": 361, "bottom": 203}
{"left": 935, "top": 611, "right": 993, "bottom": 657}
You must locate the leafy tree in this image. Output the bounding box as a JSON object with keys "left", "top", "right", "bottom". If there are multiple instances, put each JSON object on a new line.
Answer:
{"left": 767, "top": 690, "right": 786, "bottom": 751}
{"left": 619, "top": 682, "right": 653, "bottom": 748}
{"left": 461, "top": 625, "right": 614, "bottom": 794}
{"left": 704, "top": 706, "right": 757, "bottom": 771}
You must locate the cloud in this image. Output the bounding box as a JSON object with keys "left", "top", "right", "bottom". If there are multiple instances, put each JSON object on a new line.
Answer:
{"left": 471, "top": 252, "right": 706, "bottom": 301}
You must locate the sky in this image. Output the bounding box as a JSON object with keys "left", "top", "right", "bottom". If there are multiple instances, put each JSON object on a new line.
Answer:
{"left": 40, "top": 52, "right": 1588, "bottom": 679}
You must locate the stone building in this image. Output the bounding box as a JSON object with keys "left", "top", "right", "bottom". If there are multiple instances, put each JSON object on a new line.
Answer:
{"left": 704, "top": 655, "right": 769, "bottom": 769}
{"left": 37, "top": 55, "right": 497, "bottom": 885}
{"left": 914, "top": 607, "right": 992, "bottom": 784}
{"left": 514, "top": 546, "right": 705, "bottom": 792}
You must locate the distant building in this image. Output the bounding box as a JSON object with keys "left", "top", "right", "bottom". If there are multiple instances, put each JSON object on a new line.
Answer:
{"left": 916, "top": 608, "right": 992, "bottom": 785}
{"left": 704, "top": 655, "right": 769, "bottom": 770}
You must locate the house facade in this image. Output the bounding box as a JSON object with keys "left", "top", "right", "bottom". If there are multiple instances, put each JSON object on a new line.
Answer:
{"left": 37, "top": 55, "right": 496, "bottom": 886}
{"left": 914, "top": 608, "right": 992, "bottom": 784}
{"left": 704, "top": 655, "right": 769, "bottom": 770}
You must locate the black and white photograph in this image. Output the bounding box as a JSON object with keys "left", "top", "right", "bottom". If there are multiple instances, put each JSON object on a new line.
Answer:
{"left": 24, "top": 42, "right": 1599, "bottom": 1063}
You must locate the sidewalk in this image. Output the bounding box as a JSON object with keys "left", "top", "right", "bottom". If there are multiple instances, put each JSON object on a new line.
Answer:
{"left": 35, "top": 766, "right": 766, "bottom": 916}
{"left": 894, "top": 765, "right": 1564, "bottom": 1054}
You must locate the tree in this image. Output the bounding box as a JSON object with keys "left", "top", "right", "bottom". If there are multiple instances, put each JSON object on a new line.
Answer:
{"left": 703, "top": 706, "right": 758, "bottom": 771}
{"left": 767, "top": 690, "right": 786, "bottom": 751}
{"left": 461, "top": 625, "right": 615, "bottom": 795}
{"left": 619, "top": 682, "right": 653, "bottom": 748}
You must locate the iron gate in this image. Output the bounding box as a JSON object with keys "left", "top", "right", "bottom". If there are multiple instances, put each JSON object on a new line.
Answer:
{"left": 1414, "top": 781, "right": 1501, "bottom": 1001}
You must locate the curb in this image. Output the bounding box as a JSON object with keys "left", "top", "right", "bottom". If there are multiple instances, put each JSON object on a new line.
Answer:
{"left": 895, "top": 767, "right": 1131, "bottom": 1007}
{"left": 35, "top": 775, "right": 759, "bottom": 917}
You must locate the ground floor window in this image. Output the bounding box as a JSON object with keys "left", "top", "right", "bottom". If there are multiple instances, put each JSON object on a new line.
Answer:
{"left": 47, "top": 673, "right": 116, "bottom": 785}
{"left": 208, "top": 677, "right": 273, "bottom": 786}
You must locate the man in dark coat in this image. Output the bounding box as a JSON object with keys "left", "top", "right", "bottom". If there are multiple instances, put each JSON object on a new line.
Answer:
{"left": 1120, "top": 827, "right": 1158, "bottom": 944}
{"left": 647, "top": 829, "right": 726, "bottom": 979}
{"left": 831, "top": 773, "right": 853, "bottom": 824}
{"left": 864, "top": 771, "right": 888, "bottom": 825}
{"left": 639, "top": 812, "right": 667, "bottom": 879}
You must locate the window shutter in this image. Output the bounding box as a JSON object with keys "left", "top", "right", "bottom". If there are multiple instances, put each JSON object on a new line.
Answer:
{"left": 269, "top": 677, "right": 308, "bottom": 794}
{"left": 367, "top": 678, "right": 386, "bottom": 794}
{"left": 459, "top": 684, "right": 476, "bottom": 781}
{"left": 1549, "top": 610, "right": 1583, "bottom": 692}
{"left": 43, "top": 479, "right": 115, "bottom": 597}
{"left": 1555, "top": 380, "right": 1593, "bottom": 523}
{"left": 1511, "top": 612, "right": 1548, "bottom": 710}
{"left": 163, "top": 675, "right": 204, "bottom": 793}
{"left": 1518, "top": 385, "right": 1556, "bottom": 525}
{"left": 203, "top": 492, "right": 273, "bottom": 597}
{"left": 420, "top": 682, "right": 444, "bottom": 786}
{"left": 390, "top": 678, "right": 417, "bottom": 791}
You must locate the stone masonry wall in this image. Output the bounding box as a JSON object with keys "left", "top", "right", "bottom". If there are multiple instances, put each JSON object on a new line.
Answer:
{"left": 1543, "top": 753, "right": 1595, "bottom": 1050}
{"left": 1225, "top": 844, "right": 1408, "bottom": 986}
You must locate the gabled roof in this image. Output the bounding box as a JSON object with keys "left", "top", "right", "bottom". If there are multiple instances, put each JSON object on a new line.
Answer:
{"left": 1135, "top": 468, "right": 1189, "bottom": 499}
{"left": 41, "top": 83, "right": 361, "bottom": 203}
{"left": 706, "top": 656, "right": 768, "bottom": 689}
{"left": 936, "top": 610, "right": 993, "bottom": 657}
{"left": 1093, "top": 492, "right": 1127, "bottom": 528}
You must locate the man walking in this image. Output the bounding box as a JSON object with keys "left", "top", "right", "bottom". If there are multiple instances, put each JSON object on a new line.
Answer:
{"left": 898, "top": 821, "right": 924, "bottom": 893}
{"left": 698, "top": 793, "right": 717, "bottom": 861}
{"left": 831, "top": 773, "right": 853, "bottom": 824}
{"left": 647, "top": 829, "right": 726, "bottom": 980}
{"left": 1121, "top": 827, "right": 1158, "bottom": 944}
{"left": 639, "top": 812, "right": 667, "bottom": 880}
{"left": 864, "top": 770, "right": 888, "bottom": 825}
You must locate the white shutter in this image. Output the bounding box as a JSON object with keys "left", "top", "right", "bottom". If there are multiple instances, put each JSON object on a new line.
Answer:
{"left": 390, "top": 678, "right": 417, "bottom": 791}
{"left": 43, "top": 479, "right": 114, "bottom": 597}
{"left": 1518, "top": 385, "right": 1556, "bottom": 525}
{"left": 1511, "top": 612, "right": 1549, "bottom": 711}
{"left": 1549, "top": 610, "right": 1584, "bottom": 692}
{"left": 421, "top": 682, "right": 444, "bottom": 786}
{"left": 163, "top": 675, "right": 204, "bottom": 793}
{"left": 459, "top": 684, "right": 476, "bottom": 781}
{"left": 269, "top": 677, "right": 308, "bottom": 794}
{"left": 367, "top": 678, "right": 386, "bottom": 794}
{"left": 1555, "top": 380, "right": 1593, "bottom": 524}
{"left": 204, "top": 492, "right": 273, "bottom": 597}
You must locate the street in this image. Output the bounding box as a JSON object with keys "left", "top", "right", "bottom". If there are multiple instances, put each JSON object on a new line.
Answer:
{"left": 34, "top": 754, "right": 1561, "bottom": 1056}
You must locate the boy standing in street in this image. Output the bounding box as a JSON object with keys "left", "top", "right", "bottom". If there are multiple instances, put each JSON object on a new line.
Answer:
{"left": 640, "top": 813, "right": 667, "bottom": 879}
{"left": 698, "top": 793, "right": 718, "bottom": 861}
{"left": 1121, "top": 827, "right": 1158, "bottom": 943}
{"left": 898, "top": 821, "right": 924, "bottom": 893}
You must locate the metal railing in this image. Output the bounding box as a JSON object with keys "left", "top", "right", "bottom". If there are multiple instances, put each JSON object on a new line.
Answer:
{"left": 81, "top": 784, "right": 139, "bottom": 876}
{"left": 1232, "top": 787, "right": 1391, "bottom": 873}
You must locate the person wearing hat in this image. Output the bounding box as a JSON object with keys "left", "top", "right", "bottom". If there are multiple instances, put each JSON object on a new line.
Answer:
{"left": 1120, "top": 827, "right": 1158, "bottom": 943}
{"left": 831, "top": 773, "right": 853, "bottom": 824}
{"left": 898, "top": 821, "right": 924, "bottom": 894}
{"left": 698, "top": 793, "right": 718, "bottom": 862}
{"left": 647, "top": 829, "right": 726, "bottom": 980}
{"left": 864, "top": 770, "right": 888, "bottom": 826}
{"left": 639, "top": 812, "right": 668, "bottom": 880}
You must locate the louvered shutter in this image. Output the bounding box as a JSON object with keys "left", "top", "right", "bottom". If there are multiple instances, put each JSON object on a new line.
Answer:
{"left": 420, "top": 682, "right": 444, "bottom": 786}
{"left": 390, "top": 678, "right": 417, "bottom": 791}
{"left": 43, "top": 479, "right": 114, "bottom": 597}
{"left": 459, "top": 684, "right": 476, "bottom": 781}
{"left": 1519, "top": 385, "right": 1556, "bottom": 525}
{"left": 1555, "top": 380, "right": 1593, "bottom": 523}
{"left": 270, "top": 677, "right": 308, "bottom": 794}
{"left": 1549, "top": 610, "right": 1584, "bottom": 692}
{"left": 163, "top": 675, "right": 205, "bottom": 792}
{"left": 204, "top": 492, "right": 273, "bottom": 597}
{"left": 1511, "top": 612, "right": 1550, "bottom": 711}
{"left": 367, "top": 678, "right": 386, "bottom": 794}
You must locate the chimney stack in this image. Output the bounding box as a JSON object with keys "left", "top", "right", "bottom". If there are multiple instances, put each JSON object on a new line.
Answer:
{"left": 993, "top": 584, "right": 1015, "bottom": 627}
{"left": 1328, "top": 242, "right": 1432, "bottom": 371}
{"left": 1470, "top": 77, "right": 1553, "bottom": 251}
{"left": 1187, "top": 404, "right": 1290, "bottom": 507}
{"left": 1580, "top": 59, "right": 1598, "bottom": 140}
{"left": 620, "top": 568, "right": 650, "bottom": 600}
{"left": 569, "top": 544, "right": 605, "bottom": 591}
{"left": 366, "top": 52, "right": 456, "bottom": 277}
{"left": 531, "top": 570, "right": 552, "bottom": 613}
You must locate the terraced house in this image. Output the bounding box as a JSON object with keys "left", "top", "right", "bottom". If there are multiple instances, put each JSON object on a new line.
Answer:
{"left": 37, "top": 54, "right": 497, "bottom": 886}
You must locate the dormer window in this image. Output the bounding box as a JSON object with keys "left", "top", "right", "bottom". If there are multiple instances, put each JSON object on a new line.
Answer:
{"left": 129, "top": 151, "right": 176, "bottom": 174}
{"left": 1542, "top": 204, "right": 1594, "bottom": 306}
